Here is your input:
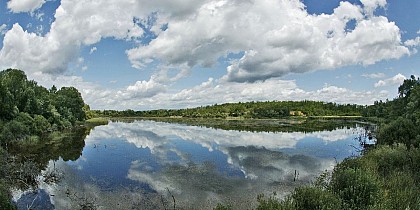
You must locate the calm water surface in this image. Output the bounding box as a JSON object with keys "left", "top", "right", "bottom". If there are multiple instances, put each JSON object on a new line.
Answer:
{"left": 17, "top": 120, "right": 368, "bottom": 209}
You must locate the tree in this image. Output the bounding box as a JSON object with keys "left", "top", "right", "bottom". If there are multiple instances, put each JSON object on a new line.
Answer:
{"left": 398, "top": 75, "right": 419, "bottom": 98}
{"left": 54, "top": 87, "right": 86, "bottom": 124}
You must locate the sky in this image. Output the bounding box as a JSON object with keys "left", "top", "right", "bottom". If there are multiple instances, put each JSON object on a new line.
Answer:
{"left": 0, "top": 0, "right": 419, "bottom": 110}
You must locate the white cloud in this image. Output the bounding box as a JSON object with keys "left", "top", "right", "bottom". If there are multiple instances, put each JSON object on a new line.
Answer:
{"left": 118, "top": 78, "right": 166, "bottom": 99}
{"left": 360, "top": 0, "right": 387, "bottom": 15}
{"left": 0, "top": 0, "right": 411, "bottom": 83}
{"left": 362, "top": 72, "right": 386, "bottom": 79}
{"left": 128, "top": 0, "right": 409, "bottom": 82}
{"left": 0, "top": 0, "right": 145, "bottom": 74}
{"left": 0, "top": 23, "right": 79, "bottom": 74}
{"left": 0, "top": 24, "right": 7, "bottom": 35}
{"left": 417, "top": 29, "right": 420, "bottom": 34}
{"left": 404, "top": 37, "right": 420, "bottom": 47}
{"left": 7, "top": 0, "right": 46, "bottom": 13}
{"left": 89, "top": 47, "right": 97, "bottom": 54}
{"left": 0, "top": 0, "right": 410, "bottom": 110}
{"left": 374, "top": 73, "right": 406, "bottom": 87}
{"left": 152, "top": 63, "right": 192, "bottom": 83}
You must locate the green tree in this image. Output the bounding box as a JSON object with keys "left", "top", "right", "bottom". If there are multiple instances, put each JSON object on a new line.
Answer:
{"left": 398, "top": 75, "right": 419, "bottom": 98}
{"left": 54, "top": 87, "right": 86, "bottom": 124}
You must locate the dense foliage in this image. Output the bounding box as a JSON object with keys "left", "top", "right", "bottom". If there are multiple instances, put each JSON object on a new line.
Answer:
{"left": 0, "top": 69, "right": 87, "bottom": 145}
{"left": 92, "top": 100, "right": 365, "bottom": 119}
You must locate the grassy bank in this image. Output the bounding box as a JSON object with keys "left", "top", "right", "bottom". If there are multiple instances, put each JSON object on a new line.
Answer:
{"left": 84, "top": 117, "right": 110, "bottom": 126}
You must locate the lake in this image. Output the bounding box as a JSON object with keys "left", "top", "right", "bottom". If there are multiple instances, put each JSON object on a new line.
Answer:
{"left": 13, "top": 119, "right": 370, "bottom": 209}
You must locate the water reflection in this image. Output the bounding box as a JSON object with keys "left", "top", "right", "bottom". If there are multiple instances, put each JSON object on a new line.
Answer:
{"left": 27, "top": 120, "right": 365, "bottom": 209}
{"left": 6, "top": 127, "right": 90, "bottom": 209}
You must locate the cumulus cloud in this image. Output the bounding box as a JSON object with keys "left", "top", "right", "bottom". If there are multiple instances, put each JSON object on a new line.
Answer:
{"left": 0, "top": 23, "right": 79, "bottom": 74}
{"left": 0, "top": 0, "right": 145, "bottom": 74}
{"left": 118, "top": 78, "right": 166, "bottom": 99}
{"left": 374, "top": 73, "right": 406, "bottom": 87}
{"left": 7, "top": 0, "right": 46, "bottom": 13}
{"left": 0, "top": 0, "right": 412, "bottom": 83}
{"left": 128, "top": 0, "right": 409, "bottom": 83}
{"left": 1, "top": 0, "right": 409, "bottom": 110}
{"left": 362, "top": 73, "right": 386, "bottom": 79}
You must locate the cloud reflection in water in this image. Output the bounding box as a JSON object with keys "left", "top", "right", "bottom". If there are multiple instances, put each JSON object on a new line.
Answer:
{"left": 43, "top": 120, "right": 362, "bottom": 209}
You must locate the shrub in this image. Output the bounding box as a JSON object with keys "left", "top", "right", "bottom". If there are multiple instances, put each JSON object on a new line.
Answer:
{"left": 291, "top": 187, "right": 342, "bottom": 210}
{"left": 363, "top": 144, "right": 410, "bottom": 178}
{"left": 376, "top": 117, "right": 418, "bottom": 147}
{"left": 380, "top": 171, "right": 420, "bottom": 210}
{"left": 330, "top": 168, "right": 380, "bottom": 210}
{"left": 256, "top": 193, "right": 291, "bottom": 210}
{"left": 0, "top": 120, "right": 29, "bottom": 144}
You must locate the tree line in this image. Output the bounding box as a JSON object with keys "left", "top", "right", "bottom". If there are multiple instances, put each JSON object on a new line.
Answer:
{"left": 91, "top": 100, "right": 365, "bottom": 119}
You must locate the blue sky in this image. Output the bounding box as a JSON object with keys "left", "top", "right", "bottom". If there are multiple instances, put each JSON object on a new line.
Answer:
{"left": 0, "top": 0, "right": 419, "bottom": 110}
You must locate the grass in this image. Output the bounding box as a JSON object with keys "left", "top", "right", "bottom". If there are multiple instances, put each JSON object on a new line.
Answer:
{"left": 84, "top": 117, "right": 109, "bottom": 126}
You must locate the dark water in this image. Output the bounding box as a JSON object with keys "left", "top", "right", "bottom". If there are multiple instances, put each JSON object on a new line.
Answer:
{"left": 14, "top": 120, "right": 369, "bottom": 209}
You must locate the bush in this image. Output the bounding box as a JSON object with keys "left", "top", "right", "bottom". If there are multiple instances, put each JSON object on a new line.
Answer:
{"left": 376, "top": 117, "right": 418, "bottom": 147}
{"left": 256, "top": 193, "right": 292, "bottom": 210}
{"left": 363, "top": 144, "right": 411, "bottom": 177}
{"left": 291, "top": 187, "right": 342, "bottom": 210}
{"left": 0, "top": 120, "right": 29, "bottom": 144}
{"left": 380, "top": 171, "right": 420, "bottom": 210}
{"left": 330, "top": 168, "right": 380, "bottom": 209}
